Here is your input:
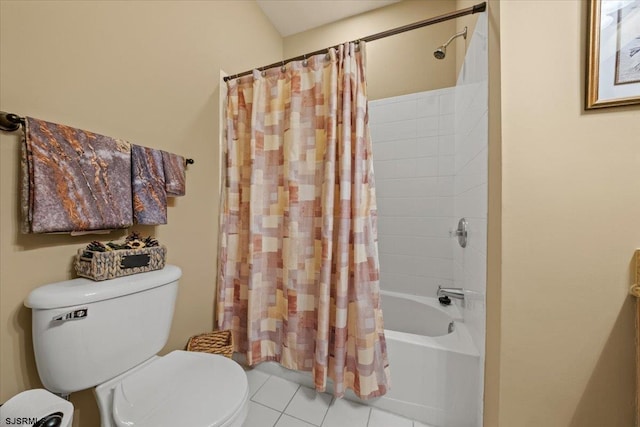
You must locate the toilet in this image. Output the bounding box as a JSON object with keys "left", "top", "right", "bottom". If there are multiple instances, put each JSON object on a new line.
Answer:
{"left": 0, "top": 389, "right": 74, "bottom": 427}
{"left": 24, "top": 265, "right": 248, "bottom": 427}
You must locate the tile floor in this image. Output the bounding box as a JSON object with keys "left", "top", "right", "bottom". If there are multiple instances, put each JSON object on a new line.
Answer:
{"left": 243, "top": 369, "right": 432, "bottom": 427}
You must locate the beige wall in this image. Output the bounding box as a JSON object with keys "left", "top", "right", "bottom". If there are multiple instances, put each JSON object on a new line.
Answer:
{"left": 0, "top": 1, "right": 282, "bottom": 425}
{"left": 484, "top": 0, "right": 502, "bottom": 426}
{"left": 2, "top": 1, "right": 638, "bottom": 427}
{"left": 495, "top": 1, "right": 639, "bottom": 426}
{"left": 284, "top": 0, "right": 460, "bottom": 100}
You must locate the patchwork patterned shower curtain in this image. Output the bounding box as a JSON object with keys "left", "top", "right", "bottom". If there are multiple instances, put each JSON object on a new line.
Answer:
{"left": 217, "top": 42, "right": 390, "bottom": 399}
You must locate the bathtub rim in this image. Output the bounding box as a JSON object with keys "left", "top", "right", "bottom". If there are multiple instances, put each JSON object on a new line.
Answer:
{"left": 380, "top": 289, "right": 464, "bottom": 321}
{"left": 380, "top": 290, "right": 479, "bottom": 357}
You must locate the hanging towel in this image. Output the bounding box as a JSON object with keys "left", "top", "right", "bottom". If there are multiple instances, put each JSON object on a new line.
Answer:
{"left": 161, "top": 151, "right": 186, "bottom": 196}
{"left": 131, "top": 144, "right": 167, "bottom": 224}
{"left": 21, "top": 117, "right": 133, "bottom": 233}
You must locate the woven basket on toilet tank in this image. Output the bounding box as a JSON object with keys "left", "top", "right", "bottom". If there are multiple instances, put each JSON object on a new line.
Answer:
{"left": 74, "top": 233, "right": 166, "bottom": 281}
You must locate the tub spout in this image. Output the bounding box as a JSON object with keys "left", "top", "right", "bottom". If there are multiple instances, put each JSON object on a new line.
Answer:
{"left": 437, "top": 286, "right": 465, "bottom": 301}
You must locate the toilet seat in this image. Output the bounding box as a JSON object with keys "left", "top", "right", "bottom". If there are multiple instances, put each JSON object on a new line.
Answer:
{"left": 112, "top": 350, "right": 248, "bottom": 427}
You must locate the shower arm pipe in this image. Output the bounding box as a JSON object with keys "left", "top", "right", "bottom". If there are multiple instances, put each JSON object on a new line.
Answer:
{"left": 0, "top": 111, "right": 195, "bottom": 165}
{"left": 442, "top": 27, "right": 468, "bottom": 49}
{"left": 223, "top": 2, "right": 486, "bottom": 82}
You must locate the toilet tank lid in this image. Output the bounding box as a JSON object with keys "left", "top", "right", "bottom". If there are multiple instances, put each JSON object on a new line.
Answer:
{"left": 25, "top": 265, "right": 182, "bottom": 310}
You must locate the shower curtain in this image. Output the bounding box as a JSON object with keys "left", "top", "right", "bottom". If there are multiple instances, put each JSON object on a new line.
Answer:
{"left": 217, "top": 42, "right": 390, "bottom": 399}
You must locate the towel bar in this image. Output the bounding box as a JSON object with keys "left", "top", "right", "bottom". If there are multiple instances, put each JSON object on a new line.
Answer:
{"left": 0, "top": 111, "right": 194, "bottom": 165}
{"left": 0, "top": 111, "right": 23, "bottom": 131}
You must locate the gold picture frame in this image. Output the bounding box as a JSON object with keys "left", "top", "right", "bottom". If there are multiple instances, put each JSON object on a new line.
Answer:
{"left": 586, "top": 0, "right": 640, "bottom": 109}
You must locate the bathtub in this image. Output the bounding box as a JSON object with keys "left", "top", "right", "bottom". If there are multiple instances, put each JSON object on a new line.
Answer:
{"left": 375, "top": 290, "right": 480, "bottom": 427}
{"left": 251, "top": 290, "right": 480, "bottom": 426}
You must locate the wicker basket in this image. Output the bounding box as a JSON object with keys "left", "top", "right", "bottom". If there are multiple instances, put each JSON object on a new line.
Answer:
{"left": 186, "top": 330, "right": 234, "bottom": 358}
{"left": 74, "top": 246, "right": 166, "bottom": 281}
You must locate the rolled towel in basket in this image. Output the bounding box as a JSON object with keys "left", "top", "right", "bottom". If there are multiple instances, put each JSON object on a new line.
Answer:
{"left": 21, "top": 117, "right": 133, "bottom": 233}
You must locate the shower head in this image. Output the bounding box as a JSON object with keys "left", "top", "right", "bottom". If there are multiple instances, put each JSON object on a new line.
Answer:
{"left": 433, "top": 26, "right": 467, "bottom": 60}
{"left": 433, "top": 47, "right": 446, "bottom": 60}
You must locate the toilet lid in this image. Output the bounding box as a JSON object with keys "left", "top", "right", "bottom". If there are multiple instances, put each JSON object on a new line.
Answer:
{"left": 112, "top": 350, "right": 248, "bottom": 427}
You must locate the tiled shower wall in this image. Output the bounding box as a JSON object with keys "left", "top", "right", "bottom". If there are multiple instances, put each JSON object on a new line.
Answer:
{"left": 454, "top": 13, "right": 488, "bottom": 425}
{"left": 369, "top": 88, "right": 457, "bottom": 298}
{"left": 369, "top": 13, "right": 487, "bottom": 426}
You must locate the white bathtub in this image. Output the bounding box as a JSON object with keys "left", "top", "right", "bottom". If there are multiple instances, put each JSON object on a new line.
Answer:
{"left": 375, "top": 290, "right": 480, "bottom": 427}
{"left": 251, "top": 290, "right": 480, "bottom": 426}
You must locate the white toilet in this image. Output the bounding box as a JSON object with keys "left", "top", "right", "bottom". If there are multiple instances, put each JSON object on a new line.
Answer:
{"left": 0, "top": 389, "right": 74, "bottom": 427}
{"left": 24, "top": 265, "right": 248, "bottom": 427}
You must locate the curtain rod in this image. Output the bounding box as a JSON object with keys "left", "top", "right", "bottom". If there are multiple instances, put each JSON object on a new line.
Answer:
{"left": 223, "top": 2, "right": 486, "bottom": 82}
{"left": 0, "top": 111, "right": 195, "bottom": 165}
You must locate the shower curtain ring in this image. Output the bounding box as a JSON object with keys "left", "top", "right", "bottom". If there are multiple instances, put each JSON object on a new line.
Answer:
{"left": 281, "top": 60, "right": 286, "bottom": 73}
{"left": 302, "top": 54, "right": 308, "bottom": 67}
{"left": 261, "top": 67, "right": 266, "bottom": 77}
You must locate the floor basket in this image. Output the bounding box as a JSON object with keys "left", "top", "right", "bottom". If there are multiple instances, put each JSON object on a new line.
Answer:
{"left": 186, "top": 330, "right": 233, "bottom": 359}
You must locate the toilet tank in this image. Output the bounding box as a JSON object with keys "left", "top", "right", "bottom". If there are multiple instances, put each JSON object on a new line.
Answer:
{"left": 24, "top": 265, "right": 182, "bottom": 395}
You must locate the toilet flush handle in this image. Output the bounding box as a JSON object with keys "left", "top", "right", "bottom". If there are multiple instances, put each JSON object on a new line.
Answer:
{"left": 52, "top": 308, "right": 88, "bottom": 322}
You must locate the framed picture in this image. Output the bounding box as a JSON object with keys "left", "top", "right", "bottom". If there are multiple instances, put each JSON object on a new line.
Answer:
{"left": 586, "top": 0, "right": 640, "bottom": 109}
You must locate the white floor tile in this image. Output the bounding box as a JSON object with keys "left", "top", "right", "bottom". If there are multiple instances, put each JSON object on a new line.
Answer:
{"left": 322, "top": 398, "right": 371, "bottom": 427}
{"left": 284, "top": 386, "right": 332, "bottom": 426}
{"left": 243, "top": 401, "right": 281, "bottom": 427}
{"left": 245, "top": 368, "right": 271, "bottom": 398}
{"left": 275, "top": 414, "right": 316, "bottom": 427}
{"left": 251, "top": 375, "right": 300, "bottom": 412}
{"left": 367, "top": 408, "right": 413, "bottom": 427}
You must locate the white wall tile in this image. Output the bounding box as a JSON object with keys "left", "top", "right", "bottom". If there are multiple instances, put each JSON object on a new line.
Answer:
{"left": 372, "top": 17, "right": 487, "bottom": 427}
{"left": 377, "top": 217, "right": 451, "bottom": 238}
{"left": 438, "top": 156, "right": 456, "bottom": 176}
{"left": 439, "top": 91, "right": 455, "bottom": 115}
{"left": 453, "top": 13, "right": 488, "bottom": 427}
{"left": 376, "top": 177, "right": 439, "bottom": 199}
{"left": 370, "top": 119, "right": 418, "bottom": 142}
{"left": 373, "top": 139, "right": 415, "bottom": 160}
{"left": 438, "top": 113, "right": 455, "bottom": 136}
{"left": 438, "top": 134, "right": 455, "bottom": 156}
{"left": 455, "top": 148, "right": 488, "bottom": 192}
{"left": 372, "top": 160, "right": 395, "bottom": 180}
{"left": 414, "top": 136, "right": 438, "bottom": 157}
{"left": 454, "top": 183, "right": 487, "bottom": 220}
{"left": 370, "top": 89, "right": 458, "bottom": 298}
{"left": 416, "top": 93, "right": 440, "bottom": 117}
{"left": 415, "top": 157, "right": 439, "bottom": 177}
{"left": 378, "top": 235, "right": 452, "bottom": 259}
{"left": 416, "top": 116, "right": 439, "bottom": 138}
{"left": 437, "top": 176, "right": 454, "bottom": 197}
{"left": 394, "top": 158, "right": 418, "bottom": 178}
{"left": 369, "top": 100, "right": 419, "bottom": 125}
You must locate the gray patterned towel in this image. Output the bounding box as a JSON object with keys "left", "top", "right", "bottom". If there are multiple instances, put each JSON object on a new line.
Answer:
{"left": 161, "top": 151, "right": 186, "bottom": 196}
{"left": 132, "top": 144, "right": 167, "bottom": 224}
{"left": 21, "top": 117, "right": 133, "bottom": 233}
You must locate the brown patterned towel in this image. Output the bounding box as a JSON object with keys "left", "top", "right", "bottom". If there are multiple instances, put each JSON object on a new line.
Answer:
{"left": 161, "top": 150, "right": 186, "bottom": 196}
{"left": 132, "top": 144, "right": 167, "bottom": 224}
{"left": 21, "top": 117, "right": 133, "bottom": 233}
